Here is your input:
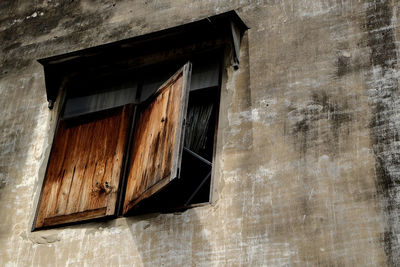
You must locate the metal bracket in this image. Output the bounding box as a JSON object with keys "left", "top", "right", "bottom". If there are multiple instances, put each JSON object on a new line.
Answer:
{"left": 183, "top": 147, "right": 212, "bottom": 166}
{"left": 231, "top": 21, "right": 241, "bottom": 70}
{"left": 48, "top": 99, "right": 54, "bottom": 109}
{"left": 185, "top": 171, "right": 212, "bottom": 206}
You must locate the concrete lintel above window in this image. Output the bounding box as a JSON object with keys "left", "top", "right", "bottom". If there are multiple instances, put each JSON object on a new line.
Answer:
{"left": 37, "top": 10, "right": 248, "bottom": 109}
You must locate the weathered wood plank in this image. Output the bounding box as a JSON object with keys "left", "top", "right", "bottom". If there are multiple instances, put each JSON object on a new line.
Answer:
{"left": 54, "top": 123, "right": 82, "bottom": 216}
{"left": 123, "top": 63, "right": 191, "bottom": 214}
{"left": 65, "top": 121, "right": 95, "bottom": 215}
{"left": 36, "top": 123, "right": 71, "bottom": 227}
{"left": 35, "top": 105, "right": 131, "bottom": 229}
{"left": 43, "top": 207, "right": 107, "bottom": 227}
{"left": 106, "top": 106, "right": 131, "bottom": 215}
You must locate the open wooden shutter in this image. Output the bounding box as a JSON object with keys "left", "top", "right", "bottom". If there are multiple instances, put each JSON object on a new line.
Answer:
{"left": 35, "top": 105, "right": 132, "bottom": 229}
{"left": 123, "top": 63, "right": 192, "bottom": 214}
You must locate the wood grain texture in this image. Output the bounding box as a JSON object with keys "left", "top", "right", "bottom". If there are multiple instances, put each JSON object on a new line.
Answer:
{"left": 123, "top": 63, "right": 191, "bottom": 214}
{"left": 35, "top": 105, "right": 131, "bottom": 229}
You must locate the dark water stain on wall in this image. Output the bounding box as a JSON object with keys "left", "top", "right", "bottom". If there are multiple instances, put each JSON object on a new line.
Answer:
{"left": 285, "top": 88, "right": 353, "bottom": 266}
{"left": 289, "top": 90, "right": 352, "bottom": 158}
{"left": 365, "top": 0, "right": 400, "bottom": 265}
{"left": 337, "top": 53, "right": 351, "bottom": 77}
{"left": 0, "top": 1, "right": 114, "bottom": 75}
{"left": 366, "top": 0, "right": 396, "bottom": 71}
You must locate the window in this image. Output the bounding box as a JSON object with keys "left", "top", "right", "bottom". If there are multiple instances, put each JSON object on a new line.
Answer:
{"left": 33, "top": 11, "right": 247, "bottom": 230}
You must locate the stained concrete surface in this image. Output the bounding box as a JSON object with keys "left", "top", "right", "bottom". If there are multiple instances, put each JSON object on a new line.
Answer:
{"left": 0, "top": 0, "right": 400, "bottom": 266}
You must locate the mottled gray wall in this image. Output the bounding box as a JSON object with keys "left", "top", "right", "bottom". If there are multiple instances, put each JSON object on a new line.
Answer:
{"left": 1, "top": 0, "right": 400, "bottom": 266}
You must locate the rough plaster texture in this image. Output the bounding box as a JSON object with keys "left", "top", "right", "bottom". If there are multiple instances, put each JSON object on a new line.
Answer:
{"left": 1, "top": 0, "right": 400, "bottom": 266}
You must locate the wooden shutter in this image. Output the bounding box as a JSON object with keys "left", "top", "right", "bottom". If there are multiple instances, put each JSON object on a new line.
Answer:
{"left": 123, "top": 63, "right": 192, "bottom": 214}
{"left": 35, "top": 105, "right": 132, "bottom": 229}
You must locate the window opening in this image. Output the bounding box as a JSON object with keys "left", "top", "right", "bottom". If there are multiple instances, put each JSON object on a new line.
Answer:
{"left": 34, "top": 54, "right": 222, "bottom": 228}
{"left": 34, "top": 10, "right": 248, "bottom": 229}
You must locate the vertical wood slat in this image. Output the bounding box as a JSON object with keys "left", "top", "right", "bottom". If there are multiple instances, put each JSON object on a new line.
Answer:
{"left": 35, "top": 105, "right": 132, "bottom": 229}
{"left": 123, "top": 63, "right": 192, "bottom": 214}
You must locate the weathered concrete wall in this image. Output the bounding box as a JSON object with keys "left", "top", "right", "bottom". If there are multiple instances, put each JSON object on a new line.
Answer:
{"left": 1, "top": 0, "right": 400, "bottom": 266}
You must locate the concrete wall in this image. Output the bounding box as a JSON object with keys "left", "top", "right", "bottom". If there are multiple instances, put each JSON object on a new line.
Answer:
{"left": 1, "top": 0, "right": 399, "bottom": 266}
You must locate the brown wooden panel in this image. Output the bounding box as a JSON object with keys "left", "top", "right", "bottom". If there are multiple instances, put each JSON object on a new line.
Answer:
{"left": 42, "top": 207, "right": 107, "bottom": 227}
{"left": 123, "top": 63, "right": 192, "bottom": 214}
{"left": 35, "top": 105, "right": 132, "bottom": 229}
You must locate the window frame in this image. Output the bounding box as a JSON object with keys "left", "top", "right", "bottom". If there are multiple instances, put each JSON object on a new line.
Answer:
{"left": 33, "top": 11, "right": 247, "bottom": 230}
